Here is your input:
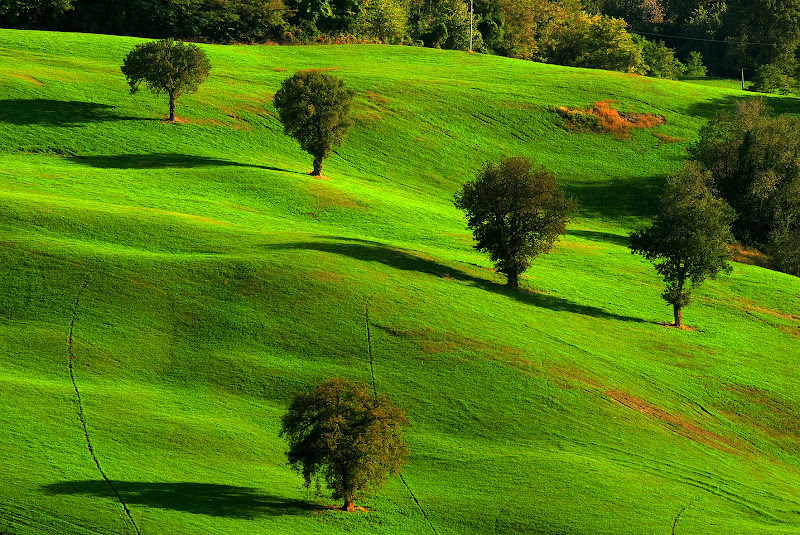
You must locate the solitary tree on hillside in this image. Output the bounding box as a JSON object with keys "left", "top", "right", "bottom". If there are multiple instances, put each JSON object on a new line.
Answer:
{"left": 121, "top": 39, "right": 211, "bottom": 122}
{"left": 272, "top": 70, "right": 354, "bottom": 177}
{"left": 280, "top": 378, "right": 408, "bottom": 511}
{"left": 629, "top": 162, "right": 735, "bottom": 328}
{"left": 454, "top": 156, "right": 576, "bottom": 290}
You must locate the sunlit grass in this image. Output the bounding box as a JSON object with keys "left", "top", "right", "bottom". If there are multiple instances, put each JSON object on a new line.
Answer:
{"left": 0, "top": 29, "right": 799, "bottom": 535}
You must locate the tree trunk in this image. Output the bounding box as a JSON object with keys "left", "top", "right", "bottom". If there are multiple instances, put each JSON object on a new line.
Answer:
{"left": 342, "top": 498, "right": 355, "bottom": 512}
{"left": 506, "top": 270, "right": 519, "bottom": 290}
{"left": 311, "top": 156, "right": 323, "bottom": 176}
{"left": 168, "top": 93, "right": 176, "bottom": 122}
{"left": 673, "top": 304, "right": 682, "bottom": 328}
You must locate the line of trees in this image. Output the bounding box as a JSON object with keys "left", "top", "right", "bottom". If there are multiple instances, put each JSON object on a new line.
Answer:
{"left": 9, "top": 0, "right": 800, "bottom": 85}
{"left": 3, "top": 0, "right": 713, "bottom": 78}
{"left": 593, "top": 0, "right": 800, "bottom": 87}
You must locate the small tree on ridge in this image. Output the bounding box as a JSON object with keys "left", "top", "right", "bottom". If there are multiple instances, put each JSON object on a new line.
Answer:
{"left": 454, "top": 156, "right": 575, "bottom": 289}
{"left": 272, "top": 70, "right": 354, "bottom": 177}
{"left": 280, "top": 378, "right": 408, "bottom": 511}
{"left": 121, "top": 39, "right": 211, "bottom": 122}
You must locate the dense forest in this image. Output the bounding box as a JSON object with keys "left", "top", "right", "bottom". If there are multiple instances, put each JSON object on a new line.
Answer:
{"left": 1, "top": 0, "right": 798, "bottom": 88}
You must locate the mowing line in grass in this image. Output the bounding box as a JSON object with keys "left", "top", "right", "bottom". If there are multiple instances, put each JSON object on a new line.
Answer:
{"left": 67, "top": 274, "right": 140, "bottom": 535}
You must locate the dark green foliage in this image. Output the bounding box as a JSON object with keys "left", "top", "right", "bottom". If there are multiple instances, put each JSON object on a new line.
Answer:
{"left": 684, "top": 50, "right": 707, "bottom": 76}
{"left": 280, "top": 378, "right": 408, "bottom": 511}
{"left": 767, "top": 228, "right": 800, "bottom": 276}
{"left": 58, "top": 0, "right": 285, "bottom": 43}
{"left": 630, "top": 162, "right": 734, "bottom": 326}
{"left": 120, "top": 39, "right": 211, "bottom": 122}
{"left": 410, "top": 0, "right": 472, "bottom": 50}
{"left": 690, "top": 99, "right": 800, "bottom": 254}
{"left": 638, "top": 37, "right": 685, "bottom": 79}
{"left": 725, "top": 0, "right": 800, "bottom": 74}
{"left": 750, "top": 64, "right": 798, "bottom": 95}
{"left": 454, "top": 156, "right": 575, "bottom": 289}
{"left": 544, "top": 13, "right": 647, "bottom": 73}
{"left": 273, "top": 71, "right": 354, "bottom": 176}
{"left": 0, "top": 0, "right": 72, "bottom": 27}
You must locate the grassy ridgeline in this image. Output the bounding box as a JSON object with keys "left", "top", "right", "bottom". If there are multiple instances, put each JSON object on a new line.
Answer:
{"left": 0, "top": 29, "right": 799, "bottom": 535}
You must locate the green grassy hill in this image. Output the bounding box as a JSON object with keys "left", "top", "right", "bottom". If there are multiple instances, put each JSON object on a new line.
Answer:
{"left": 1, "top": 29, "right": 800, "bottom": 535}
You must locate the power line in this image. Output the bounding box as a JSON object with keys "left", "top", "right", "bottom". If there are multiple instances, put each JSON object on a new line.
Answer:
{"left": 634, "top": 30, "right": 780, "bottom": 47}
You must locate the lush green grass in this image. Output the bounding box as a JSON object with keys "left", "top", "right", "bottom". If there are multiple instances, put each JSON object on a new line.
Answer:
{"left": 1, "top": 29, "right": 800, "bottom": 535}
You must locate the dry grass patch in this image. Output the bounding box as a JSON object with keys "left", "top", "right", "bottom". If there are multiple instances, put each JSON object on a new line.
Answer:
{"left": 606, "top": 389, "right": 741, "bottom": 454}
{"left": 653, "top": 132, "right": 682, "bottom": 143}
{"left": 6, "top": 72, "right": 43, "bottom": 86}
{"left": 366, "top": 91, "right": 389, "bottom": 105}
{"left": 730, "top": 242, "right": 768, "bottom": 267}
{"left": 306, "top": 182, "right": 366, "bottom": 211}
{"left": 380, "top": 325, "right": 530, "bottom": 369}
{"left": 556, "top": 100, "right": 665, "bottom": 139}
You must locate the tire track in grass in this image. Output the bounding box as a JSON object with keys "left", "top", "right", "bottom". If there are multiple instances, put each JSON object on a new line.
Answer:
{"left": 364, "top": 299, "right": 438, "bottom": 535}
{"left": 68, "top": 275, "right": 141, "bottom": 535}
{"left": 671, "top": 504, "right": 687, "bottom": 535}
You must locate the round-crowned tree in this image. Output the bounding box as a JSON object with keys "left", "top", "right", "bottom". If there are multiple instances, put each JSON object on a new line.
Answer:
{"left": 120, "top": 39, "right": 211, "bottom": 122}
{"left": 280, "top": 378, "right": 408, "bottom": 511}
{"left": 454, "top": 156, "right": 576, "bottom": 289}
{"left": 272, "top": 70, "right": 354, "bottom": 177}
{"left": 629, "top": 162, "right": 735, "bottom": 328}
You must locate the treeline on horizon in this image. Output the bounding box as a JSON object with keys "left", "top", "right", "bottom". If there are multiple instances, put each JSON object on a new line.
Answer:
{"left": 1, "top": 0, "right": 799, "bottom": 90}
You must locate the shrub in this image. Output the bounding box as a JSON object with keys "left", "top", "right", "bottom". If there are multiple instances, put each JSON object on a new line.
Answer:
{"left": 684, "top": 51, "right": 707, "bottom": 77}
{"left": 750, "top": 64, "right": 797, "bottom": 94}
{"left": 638, "top": 37, "right": 685, "bottom": 79}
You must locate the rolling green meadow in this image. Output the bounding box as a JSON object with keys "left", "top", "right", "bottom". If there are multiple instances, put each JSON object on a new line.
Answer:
{"left": 1, "top": 28, "right": 800, "bottom": 535}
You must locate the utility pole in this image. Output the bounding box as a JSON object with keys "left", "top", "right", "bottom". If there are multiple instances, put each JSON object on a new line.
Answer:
{"left": 469, "top": 0, "right": 473, "bottom": 53}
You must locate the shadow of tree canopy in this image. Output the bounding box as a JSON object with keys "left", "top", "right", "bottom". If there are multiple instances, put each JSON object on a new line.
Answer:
{"left": 68, "top": 153, "right": 295, "bottom": 172}
{"left": 567, "top": 229, "right": 631, "bottom": 248}
{"left": 41, "top": 481, "right": 318, "bottom": 519}
{"left": 685, "top": 94, "right": 800, "bottom": 120}
{"left": 0, "top": 99, "right": 146, "bottom": 126}
{"left": 563, "top": 175, "right": 665, "bottom": 220}
{"left": 266, "top": 237, "right": 648, "bottom": 324}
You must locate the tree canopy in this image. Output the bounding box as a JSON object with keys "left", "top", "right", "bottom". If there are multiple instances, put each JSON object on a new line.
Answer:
{"left": 120, "top": 38, "right": 211, "bottom": 122}
{"left": 689, "top": 99, "right": 800, "bottom": 275}
{"left": 454, "top": 156, "right": 575, "bottom": 290}
{"left": 629, "top": 162, "right": 734, "bottom": 327}
{"left": 280, "top": 378, "right": 408, "bottom": 511}
{"left": 273, "top": 70, "right": 354, "bottom": 177}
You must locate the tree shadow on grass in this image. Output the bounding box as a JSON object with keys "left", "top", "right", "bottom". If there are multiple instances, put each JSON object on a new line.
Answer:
{"left": 567, "top": 229, "right": 631, "bottom": 248}
{"left": 265, "top": 237, "right": 648, "bottom": 324}
{"left": 41, "top": 481, "right": 318, "bottom": 519}
{"left": 685, "top": 93, "right": 800, "bottom": 120}
{"left": 67, "top": 153, "right": 297, "bottom": 173}
{"left": 563, "top": 175, "right": 665, "bottom": 221}
{"left": 0, "top": 99, "right": 147, "bottom": 126}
